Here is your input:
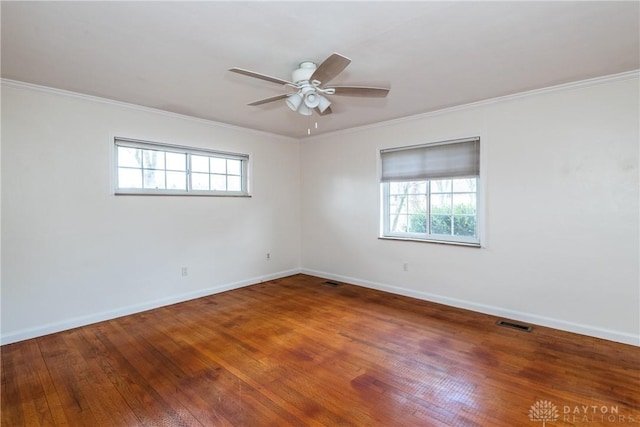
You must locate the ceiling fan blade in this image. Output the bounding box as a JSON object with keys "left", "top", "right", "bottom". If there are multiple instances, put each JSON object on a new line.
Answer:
{"left": 229, "top": 67, "right": 293, "bottom": 86}
{"left": 248, "top": 93, "right": 291, "bottom": 106}
{"left": 315, "top": 106, "right": 332, "bottom": 116}
{"left": 310, "top": 53, "right": 351, "bottom": 85}
{"left": 329, "top": 86, "right": 390, "bottom": 98}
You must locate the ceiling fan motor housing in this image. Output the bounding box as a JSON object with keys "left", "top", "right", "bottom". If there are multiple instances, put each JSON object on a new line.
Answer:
{"left": 292, "top": 61, "right": 317, "bottom": 84}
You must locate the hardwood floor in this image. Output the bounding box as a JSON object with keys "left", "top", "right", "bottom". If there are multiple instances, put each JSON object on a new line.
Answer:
{"left": 2, "top": 274, "right": 639, "bottom": 426}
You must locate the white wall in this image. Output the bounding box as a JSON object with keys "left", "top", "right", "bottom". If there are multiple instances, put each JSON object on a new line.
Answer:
{"left": 2, "top": 75, "right": 638, "bottom": 347}
{"left": 300, "top": 75, "right": 639, "bottom": 345}
{"left": 1, "top": 82, "right": 301, "bottom": 343}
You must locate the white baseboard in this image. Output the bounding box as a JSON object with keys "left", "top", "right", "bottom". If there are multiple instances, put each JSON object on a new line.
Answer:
{"left": 4, "top": 268, "right": 637, "bottom": 347}
{"left": 0, "top": 269, "right": 301, "bottom": 345}
{"left": 300, "top": 268, "right": 640, "bottom": 347}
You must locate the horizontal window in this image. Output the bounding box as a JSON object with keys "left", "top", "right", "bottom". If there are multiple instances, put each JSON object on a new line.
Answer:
{"left": 380, "top": 138, "right": 481, "bottom": 246}
{"left": 114, "top": 138, "right": 249, "bottom": 196}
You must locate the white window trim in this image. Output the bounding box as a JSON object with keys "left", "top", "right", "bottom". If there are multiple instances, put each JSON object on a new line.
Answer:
{"left": 114, "top": 137, "right": 251, "bottom": 197}
{"left": 379, "top": 136, "right": 483, "bottom": 247}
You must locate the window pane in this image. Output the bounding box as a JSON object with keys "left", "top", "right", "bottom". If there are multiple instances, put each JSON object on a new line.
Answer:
{"left": 454, "top": 216, "right": 476, "bottom": 237}
{"left": 227, "top": 176, "right": 242, "bottom": 192}
{"left": 118, "top": 168, "right": 142, "bottom": 188}
{"left": 166, "top": 152, "right": 186, "bottom": 171}
{"left": 211, "top": 158, "right": 226, "bottom": 174}
{"left": 453, "top": 178, "right": 476, "bottom": 193}
{"left": 431, "top": 180, "right": 452, "bottom": 193}
{"left": 192, "top": 172, "right": 210, "bottom": 190}
{"left": 389, "top": 214, "right": 408, "bottom": 233}
{"left": 389, "top": 195, "right": 407, "bottom": 215}
{"left": 407, "top": 181, "right": 427, "bottom": 194}
{"left": 389, "top": 182, "right": 408, "bottom": 195}
{"left": 407, "top": 195, "right": 427, "bottom": 214}
{"left": 191, "top": 155, "right": 209, "bottom": 173}
{"left": 431, "top": 194, "right": 452, "bottom": 214}
{"left": 390, "top": 181, "right": 426, "bottom": 195}
{"left": 211, "top": 174, "right": 226, "bottom": 191}
{"left": 227, "top": 159, "right": 242, "bottom": 176}
{"left": 118, "top": 147, "right": 141, "bottom": 168}
{"left": 143, "top": 170, "right": 165, "bottom": 189}
{"left": 142, "top": 149, "right": 164, "bottom": 170}
{"left": 408, "top": 214, "right": 427, "bottom": 233}
{"left": 453, "top": 193, "right": 476, "bottom": 214}
{"left": 166, "top": 171, "right": 187, "bottom": 190}
{"left": 115, "top": 139, "right": 249, "bottom": 196}
{"left": 431, "top": 215, "right": 452, "bottom": 235}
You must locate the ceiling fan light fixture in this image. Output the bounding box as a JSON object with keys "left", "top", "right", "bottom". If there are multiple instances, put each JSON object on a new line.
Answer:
{"left": 316, "top": 94, "right": 331, "bottom": 113}
{"left": 298, "top": 104, "right": 313, "bottom": 116}
{"left": 286, "top": 93, "right": 302, "bottom": 111}
{"left": 304, "top": 92, "right": 320, "bottom": 108}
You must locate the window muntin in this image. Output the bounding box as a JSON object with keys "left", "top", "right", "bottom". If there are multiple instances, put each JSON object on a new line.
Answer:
{"left": 381, "top": 138, "right": 480, "bottom": 246}
{"left": 115, "top": 138, "right": 249, "bottom": 196}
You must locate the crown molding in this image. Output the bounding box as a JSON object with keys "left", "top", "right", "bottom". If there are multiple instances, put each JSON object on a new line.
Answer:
{"left": 0, "top": 78, "right": 298, "bottom": 142}
{"left": 4, "top": 70, "right": 637, "bottom": 143}
{"left": 304, "top": 69, "right": 640, "bottom": 142}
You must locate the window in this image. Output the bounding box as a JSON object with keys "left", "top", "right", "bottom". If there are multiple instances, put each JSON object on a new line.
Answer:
{"left": 115, "top": 138, "right": 249, "bottom": 196}
{"left": 380, "top": 137, "right": 480, "bottom": 246}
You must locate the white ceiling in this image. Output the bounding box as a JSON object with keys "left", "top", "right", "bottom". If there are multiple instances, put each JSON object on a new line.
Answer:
{"left": 2, "top": 1, "right": 639, "bottom": 139}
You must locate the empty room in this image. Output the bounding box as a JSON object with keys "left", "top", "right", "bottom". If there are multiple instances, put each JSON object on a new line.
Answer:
{"left": 1, "top": 1, "right": 639, "bottom": 426}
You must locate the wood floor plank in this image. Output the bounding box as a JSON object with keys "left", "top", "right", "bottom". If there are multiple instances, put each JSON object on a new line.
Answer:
{"left": 1, "top": 343, "right": 29, "bottom": 426}
{"left": 35, "top": 333, "right": 103, "bottom": 426}
{"left": 168, "top": 313, "right": 328, "bottom": 426}
{"left": 91, "top": 324, "right": 206, "bottom": 426}
{"left": 2, "top": 274, "right": 639, "bottom": 426}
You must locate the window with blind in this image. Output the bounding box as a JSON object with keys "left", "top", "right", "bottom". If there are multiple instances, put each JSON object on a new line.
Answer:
{"left": 114, "top": 138, "right": 249, "bottom": 196}
{"left": 380, "top": 137, "right": 481, "bottom": 246}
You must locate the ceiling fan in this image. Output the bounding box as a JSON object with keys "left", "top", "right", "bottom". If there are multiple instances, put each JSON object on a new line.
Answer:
{"left": 229, "top": 53, "right": 389, "bottom": 116}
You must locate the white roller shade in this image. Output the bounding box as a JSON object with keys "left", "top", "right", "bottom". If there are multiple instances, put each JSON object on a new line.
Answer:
{"left": 381, "top": 137, "right": 479, "bottom": 182}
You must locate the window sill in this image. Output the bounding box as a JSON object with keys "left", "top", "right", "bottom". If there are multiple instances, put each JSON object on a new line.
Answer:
{"left": 114, "top": 191, "right": 252, "bottom": 197}
{"left": 378, "top": 236, "right": 481, "bottom": 248}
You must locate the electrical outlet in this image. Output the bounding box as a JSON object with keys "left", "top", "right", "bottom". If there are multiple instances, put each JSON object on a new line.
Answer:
{"left": 181, "top": 267, "right": 188, "bottom": 277}
{"left": 403, "top": 263, "right": 408, "bottom": 272}
{"left": 266, "top": 252, "right": 271, "bottom": 260}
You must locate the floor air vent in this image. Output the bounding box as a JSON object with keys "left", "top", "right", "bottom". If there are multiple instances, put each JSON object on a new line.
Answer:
{"left": 496, "top": 319, "right": 533, "bottom": 332}
{"left": 323, "top": 280, "right": 341, "bottom": 287}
